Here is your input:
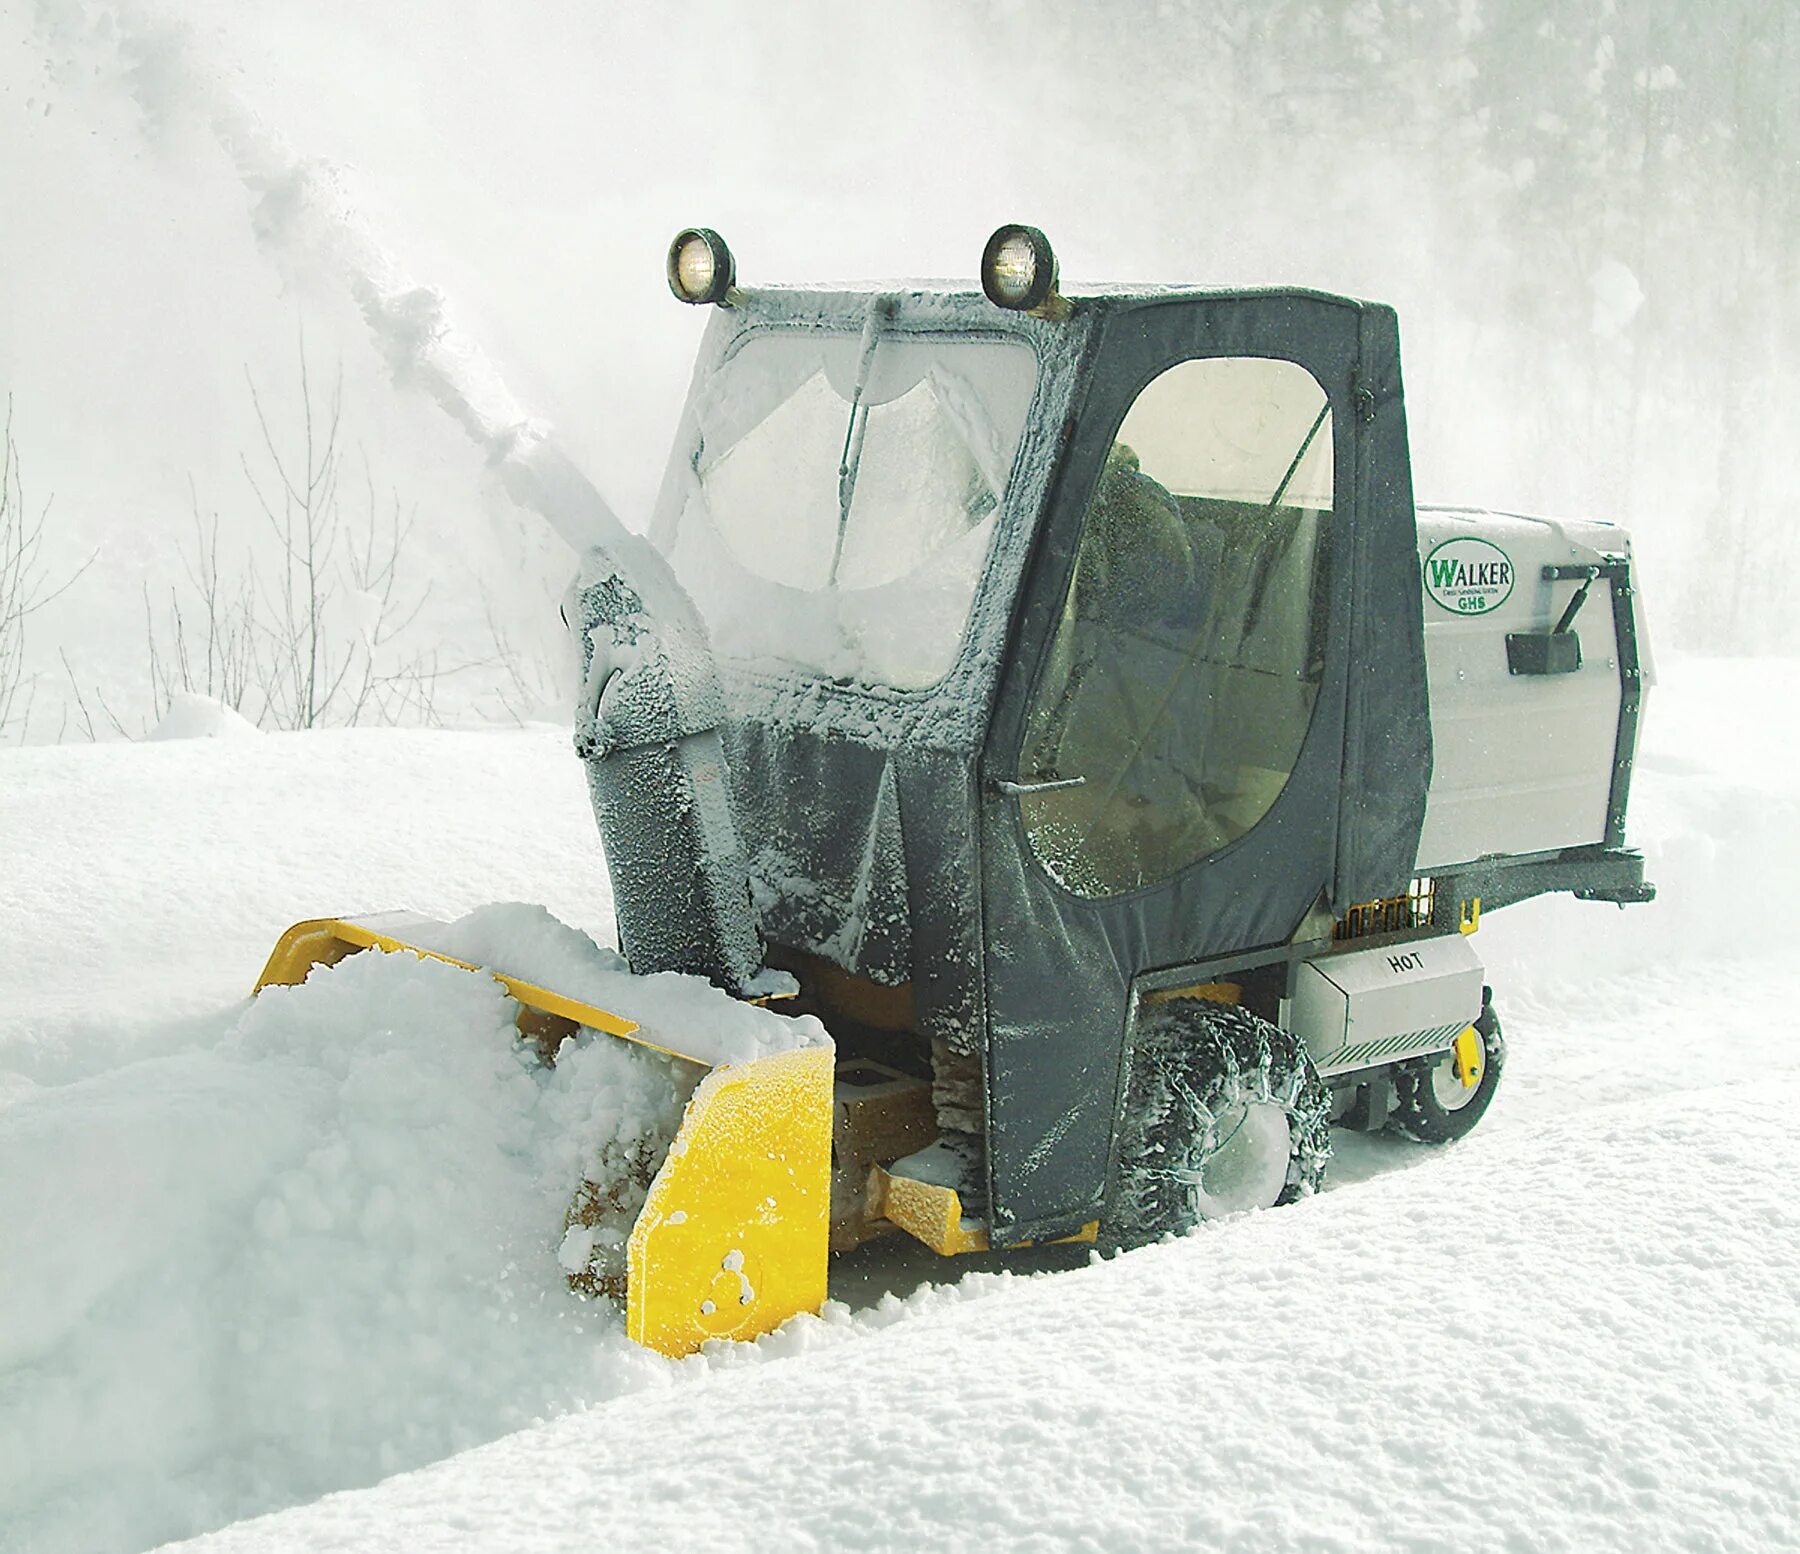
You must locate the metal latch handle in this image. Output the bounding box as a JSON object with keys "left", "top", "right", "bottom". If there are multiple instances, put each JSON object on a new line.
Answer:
{"left": 991, "top": 775, "right": 1088, "bottom": 797}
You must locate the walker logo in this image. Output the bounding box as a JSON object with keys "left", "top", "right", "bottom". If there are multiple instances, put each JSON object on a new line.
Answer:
{"left": 1422, "top": 537, "right": 1516, "bottom": 615}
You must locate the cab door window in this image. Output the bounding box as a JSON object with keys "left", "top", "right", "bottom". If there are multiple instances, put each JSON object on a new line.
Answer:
{"left": 1019, "top": 356, "right": 1334, "bottom": 898}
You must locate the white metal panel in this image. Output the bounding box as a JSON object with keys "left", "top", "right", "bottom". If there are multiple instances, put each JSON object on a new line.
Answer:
{"left": 1413, "top": 507, "right": 1651, "bottom": 872}
{"left": 1290, "top": 958, "right": 1349, "bottom": 1062}
{"left": 1290, "top": 934, "right": 1484, "bottom": 1073}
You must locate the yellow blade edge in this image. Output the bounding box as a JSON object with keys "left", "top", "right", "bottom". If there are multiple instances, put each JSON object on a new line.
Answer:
{"left": 627, "top": 1043, "right": 833, "bottom": 1356}
{"left": 256, "top": 915, "right": 703, "bottom": 1056}
{"left": 868, "top": 1162, "right": 991, "bottom": 1254}
{"left": 255, "top": 919, "right": 834, "bottom": 1357}
{"left": 868, "top": 1164, "right": 1098, "bottom": 1256}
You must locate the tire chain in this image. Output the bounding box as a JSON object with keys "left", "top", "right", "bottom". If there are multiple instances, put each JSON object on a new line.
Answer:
{"left": 1111, "top": 998, "right": 1331, "bottom": 1242}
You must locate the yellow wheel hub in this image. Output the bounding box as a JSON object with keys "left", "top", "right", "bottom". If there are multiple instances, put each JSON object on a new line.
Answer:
{"left": 1451, "top": 1026, "right": 1484, "bottom": 1090}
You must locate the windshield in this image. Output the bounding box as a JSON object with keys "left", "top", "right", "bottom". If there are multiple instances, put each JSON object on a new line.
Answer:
{"left": 660, "top": 327, "right": 1038, "bottom": 689}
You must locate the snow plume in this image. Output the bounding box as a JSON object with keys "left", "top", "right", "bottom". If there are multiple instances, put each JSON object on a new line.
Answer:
{"left": 30, "top": 0, "right": 624, "bottom": 557}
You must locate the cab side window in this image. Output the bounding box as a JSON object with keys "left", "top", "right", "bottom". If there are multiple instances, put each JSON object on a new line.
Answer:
{"left": 1019, "top": 356, "right": 1334, "bottom": 898}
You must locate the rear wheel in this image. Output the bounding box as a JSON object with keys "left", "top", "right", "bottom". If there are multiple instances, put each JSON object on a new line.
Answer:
{"left": 1385, "top": 994, "right": 1505, "bottom": 1144}
{"left": 1110, "top": 998, "right": 1331, "bottom": 1242}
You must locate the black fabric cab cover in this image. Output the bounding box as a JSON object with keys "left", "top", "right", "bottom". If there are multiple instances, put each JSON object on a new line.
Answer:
{"left": 650, "top": 285, "right": 1431, "bottom": 1241}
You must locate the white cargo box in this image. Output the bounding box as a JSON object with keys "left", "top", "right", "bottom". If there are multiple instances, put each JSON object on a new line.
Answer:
{"left": 1413, "top": 506, "right": 1653, "bottom": 873}
{"left": 1290, "top": 934, "right": 1484, "bottom": 1077}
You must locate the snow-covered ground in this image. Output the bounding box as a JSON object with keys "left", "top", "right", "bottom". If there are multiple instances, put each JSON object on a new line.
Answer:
{"left": 2, "top": 655, "right": 1796, "bottom": 1554}
{"left": 6, "top": 0, "right": 1797, "bottom": 1545}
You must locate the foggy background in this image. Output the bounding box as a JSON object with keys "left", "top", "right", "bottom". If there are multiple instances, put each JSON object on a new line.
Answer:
{"left": 2, "top": 0, "right": 1795, "bottom": 740}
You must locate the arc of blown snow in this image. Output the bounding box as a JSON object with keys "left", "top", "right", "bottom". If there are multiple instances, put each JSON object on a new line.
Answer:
{"left": 33, "top": 0, "right": 626, "bottom": 556}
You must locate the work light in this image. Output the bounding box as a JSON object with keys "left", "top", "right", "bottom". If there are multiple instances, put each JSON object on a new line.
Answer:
{"left": 981, "top": 224, "right": 1059, "bottom": 312}
{"left": 667, "top": 228, "right": 735, "bottom": 305}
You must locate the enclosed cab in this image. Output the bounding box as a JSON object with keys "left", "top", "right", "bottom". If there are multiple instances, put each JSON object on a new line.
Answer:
{"left": 612, "top": 227, "right": 1652, "bottom": 1252}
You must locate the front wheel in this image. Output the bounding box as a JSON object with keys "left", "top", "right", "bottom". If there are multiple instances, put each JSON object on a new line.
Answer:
{"left": 1385, "top": 993, "right": 1505, "bottom": 1144}
{"left": 1110, "top": 998, "right": 1331, "bottom": 1243}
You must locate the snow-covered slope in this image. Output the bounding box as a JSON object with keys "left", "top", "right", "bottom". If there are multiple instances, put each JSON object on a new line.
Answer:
{"left": 1, "top": 656, "right": 1796, "bottom": 1554}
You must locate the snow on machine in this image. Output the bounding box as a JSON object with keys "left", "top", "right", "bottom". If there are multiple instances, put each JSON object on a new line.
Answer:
{"left": 257, "top": 225, "right": 1654, "bottom": 1355}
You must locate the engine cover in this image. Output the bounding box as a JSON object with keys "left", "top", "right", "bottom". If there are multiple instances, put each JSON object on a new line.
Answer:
{"left": 1289, "top": 934, "right": 1484, "bottom": 1077}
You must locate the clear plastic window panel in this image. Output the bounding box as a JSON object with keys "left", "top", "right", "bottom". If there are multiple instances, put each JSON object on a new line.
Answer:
{"left": 664, "top": 329, "right": 1038, "bottom": 691}
{"left": 1020, "top": 356, "right": 1334, "bottom": 898}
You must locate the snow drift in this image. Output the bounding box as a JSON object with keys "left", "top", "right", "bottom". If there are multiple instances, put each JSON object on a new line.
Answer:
{"left": 0, "top": 948, "right": 685, "bottom": 1554}
{"left": 173, "top": 1076, "right": 1800, "bottom": 1554}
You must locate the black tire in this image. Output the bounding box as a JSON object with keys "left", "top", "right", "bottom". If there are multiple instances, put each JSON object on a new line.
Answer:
{"left": 1385, "top": 993, "right": 1506, "bottom": 1144}
{"left": 1109, "top": 999, "right": 1331, "bottom": 1243}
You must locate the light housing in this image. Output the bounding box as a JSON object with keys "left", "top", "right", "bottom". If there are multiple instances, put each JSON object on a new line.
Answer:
{"left": 667, "top": 228, "right": 735, "bottom": 306}
{"left": 981, "top": 224, "right": 1059, "bottom": 312}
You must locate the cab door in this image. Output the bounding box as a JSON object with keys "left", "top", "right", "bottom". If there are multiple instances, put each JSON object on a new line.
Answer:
{"left": 975, "top": 293, "right": 1427, "bottom": 1244}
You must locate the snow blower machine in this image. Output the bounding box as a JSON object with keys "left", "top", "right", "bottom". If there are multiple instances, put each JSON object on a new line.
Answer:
{"left": 257, "top": 225, "right": 1655, "bottom": 1355}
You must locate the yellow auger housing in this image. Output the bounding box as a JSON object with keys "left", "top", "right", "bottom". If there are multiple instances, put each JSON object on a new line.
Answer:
{"left": 256, "top": 916, "right": 833, "bottom": 1357}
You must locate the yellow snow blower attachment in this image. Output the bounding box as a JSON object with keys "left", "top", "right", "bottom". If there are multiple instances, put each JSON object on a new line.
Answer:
{"left": 255, "top": 915, "right": 832, "bottom": 1357}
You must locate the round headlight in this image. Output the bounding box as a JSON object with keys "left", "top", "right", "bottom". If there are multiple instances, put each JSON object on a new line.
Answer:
{"left": 667, "top": 228, "right": 735, "bottom": 305}
{"left": 981, "top": 224, "right": 1058, "bottom": 312}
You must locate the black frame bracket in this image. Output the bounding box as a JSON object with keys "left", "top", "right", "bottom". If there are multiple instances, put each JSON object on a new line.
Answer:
{"left": 1540, "top": 556, "right": 1643, "bottom": 848}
